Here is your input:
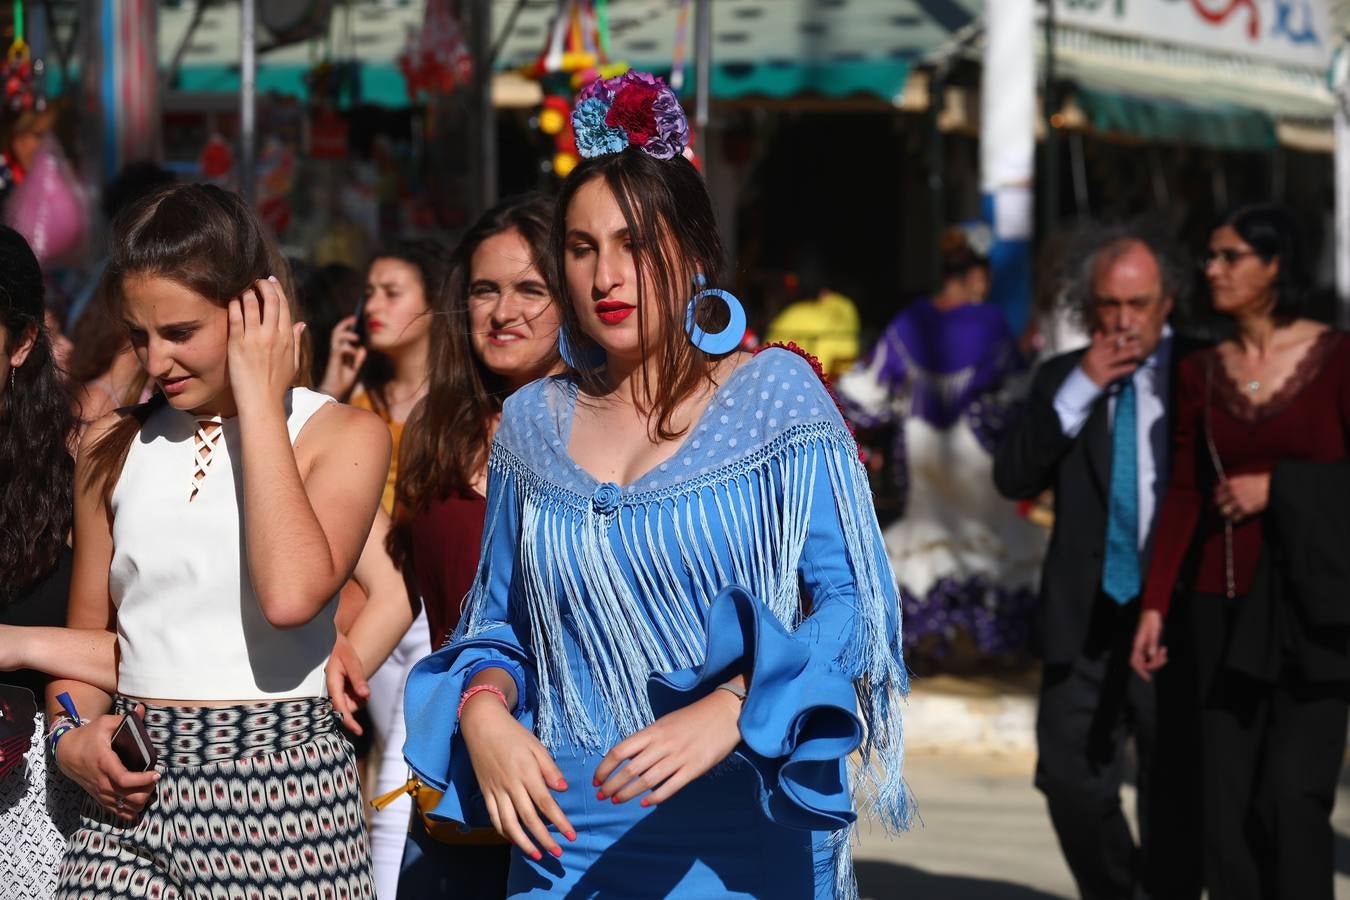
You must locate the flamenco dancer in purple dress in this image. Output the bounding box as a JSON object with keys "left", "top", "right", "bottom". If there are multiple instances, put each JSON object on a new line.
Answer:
{"left": 837, "top": 225, "right": 1045, "bottom": 663}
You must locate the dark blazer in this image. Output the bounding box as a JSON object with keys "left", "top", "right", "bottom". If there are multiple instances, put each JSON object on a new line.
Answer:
{"left": 1227, "top": 458, "right": 1350, "bottom": 685}
{"left": 993, "top": 336, "right": 1205, "bottom": 664}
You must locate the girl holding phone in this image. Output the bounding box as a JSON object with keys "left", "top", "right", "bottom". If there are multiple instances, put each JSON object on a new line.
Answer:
{"left": 48, "top": 184, "right": 389, "bottom": 896}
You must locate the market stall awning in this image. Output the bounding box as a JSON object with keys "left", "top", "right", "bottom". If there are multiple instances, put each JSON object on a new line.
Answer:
{"left": 157, "top": 0, "right": 978, "bottom": 106}
{"left": 493, "top": 0, "right": 977, "bottom": 101}
{"left": 1043, "top": 4, "right": 1336, "bottom": 151}
{"left": 1072, "top": 86, "right": 1278, "bottom": 152}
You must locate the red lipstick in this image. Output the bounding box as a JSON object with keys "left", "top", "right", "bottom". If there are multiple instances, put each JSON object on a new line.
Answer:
{"left": 595, "top": 300, "right": 635, "bottom": 325}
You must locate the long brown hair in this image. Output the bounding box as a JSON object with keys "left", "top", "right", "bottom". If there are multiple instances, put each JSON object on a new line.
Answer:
{"left": 0, "top": 225, "right": 74, "bottom": 606}
{"left": 354, "top": 240, "right": 449, "bottom": 418}
{"left": 390, "top": 193, "right": 558, "bottom": 565}
{"left": 67, "top": 282, "right": 149, "bottom": 411}
{"left": 553, "top": 147, "right": 729, "bottom": 441}
{"left": 83, "top": 183, "right": 302, "bottom": 504}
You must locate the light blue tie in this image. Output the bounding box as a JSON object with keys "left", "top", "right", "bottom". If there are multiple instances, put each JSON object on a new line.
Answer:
{"left": 1103, "top": 378, "right": 1140, "bottom": 604}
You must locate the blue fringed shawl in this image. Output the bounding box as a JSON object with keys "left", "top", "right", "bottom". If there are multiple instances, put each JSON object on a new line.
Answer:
{"left": 406, "top": 348, "right": 911, "bottom": 895}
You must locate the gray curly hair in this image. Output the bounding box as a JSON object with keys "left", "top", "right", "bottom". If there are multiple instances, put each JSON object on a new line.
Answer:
{"left": 1059, "top": 220, "right": 1192, "bottom": 329}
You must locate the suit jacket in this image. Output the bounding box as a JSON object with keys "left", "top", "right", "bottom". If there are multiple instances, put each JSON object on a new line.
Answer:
{"left": 1227, "top": 458, "right": 1350, "bottom": 685}
{"left": 993, "top": 336, "right": 1205, "bottom": 664}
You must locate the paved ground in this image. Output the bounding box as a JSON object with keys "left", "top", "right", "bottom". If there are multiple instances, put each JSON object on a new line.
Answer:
{"left": 851, "top": 750, "right": 1350, "bottom": 899}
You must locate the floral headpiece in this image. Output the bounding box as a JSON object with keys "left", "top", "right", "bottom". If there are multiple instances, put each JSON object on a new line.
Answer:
{"left": 572, "top": 70, "right": 689, "bottom": 161}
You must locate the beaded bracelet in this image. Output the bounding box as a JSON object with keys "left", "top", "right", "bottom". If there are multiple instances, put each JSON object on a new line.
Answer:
{"left": 457, "top": 684, "right": 510, "bottom": 721}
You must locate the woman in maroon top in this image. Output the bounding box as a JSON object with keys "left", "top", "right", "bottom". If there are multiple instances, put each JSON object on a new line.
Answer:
{"left": 1131, "top": 205, "right": 1350, "bottom": 900}
{"left": 388, "top": 193, "right": 564, "bottom": 897}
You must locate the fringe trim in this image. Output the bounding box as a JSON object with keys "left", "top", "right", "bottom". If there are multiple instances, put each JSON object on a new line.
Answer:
{"left": 458, "top": 420, "right": 913, "bottom": 857}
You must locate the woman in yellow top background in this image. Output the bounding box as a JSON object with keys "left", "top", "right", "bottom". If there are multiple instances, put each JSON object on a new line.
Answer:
{"left": 318, "top": 238, "right": 447, "bottom": 899}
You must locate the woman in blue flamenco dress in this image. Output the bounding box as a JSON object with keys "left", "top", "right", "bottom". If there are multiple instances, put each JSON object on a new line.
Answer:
{"left": 403, "top": 71, "right": 910, "bottom": 899}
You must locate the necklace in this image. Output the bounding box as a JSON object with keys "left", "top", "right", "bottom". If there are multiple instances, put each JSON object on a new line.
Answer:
{"left": 1246, "top": 380, "right": 1260, "bottom": 394}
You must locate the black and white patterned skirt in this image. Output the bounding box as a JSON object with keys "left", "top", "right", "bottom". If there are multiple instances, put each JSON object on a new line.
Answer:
{"left": 56, "top": 697, "right": 375, "bottom": 899}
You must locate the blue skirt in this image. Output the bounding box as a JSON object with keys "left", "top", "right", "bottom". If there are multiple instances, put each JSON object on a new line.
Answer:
{"left": 505, "top": 750, "right": 831, "bottom": 898}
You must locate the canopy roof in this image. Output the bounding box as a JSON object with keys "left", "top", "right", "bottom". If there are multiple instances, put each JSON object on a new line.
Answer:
{"left": 159, "top": 0, "right": 977, "bottom": 106}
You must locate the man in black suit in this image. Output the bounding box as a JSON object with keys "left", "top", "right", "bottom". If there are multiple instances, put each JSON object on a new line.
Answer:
{"left": 994, "top": 226, "right": 1202, "bottom": 900}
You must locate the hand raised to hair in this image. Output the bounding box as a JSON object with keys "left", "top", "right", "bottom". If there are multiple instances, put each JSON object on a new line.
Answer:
{"left": 227, "top": 277, "right": 305, "bottom": 413}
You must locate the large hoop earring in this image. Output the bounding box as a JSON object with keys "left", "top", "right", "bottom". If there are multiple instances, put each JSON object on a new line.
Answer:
{"left": 557, "top": 325, "right": 604, "bottom": 370}
{"left": 685, "top": 274, "right": 747, "bottom": 356}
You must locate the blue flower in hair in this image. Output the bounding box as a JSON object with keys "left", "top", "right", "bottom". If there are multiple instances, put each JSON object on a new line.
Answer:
{"left": 573, "top": 97, "right": 628, "bottom": 158}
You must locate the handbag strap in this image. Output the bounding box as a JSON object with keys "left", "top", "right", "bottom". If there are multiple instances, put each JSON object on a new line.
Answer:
{"left": 1204, "top": 352, "right": 1237, "bottom": 599}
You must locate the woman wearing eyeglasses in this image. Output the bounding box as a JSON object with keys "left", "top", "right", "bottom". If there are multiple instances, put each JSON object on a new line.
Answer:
{"left": 1131, "top": 204, "right": 1350, "bottom": 900}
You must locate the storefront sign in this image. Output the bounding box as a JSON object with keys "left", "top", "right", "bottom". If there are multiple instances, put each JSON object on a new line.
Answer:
{"left": 1052, "top": 0, "right": 1331, "bottom": 70}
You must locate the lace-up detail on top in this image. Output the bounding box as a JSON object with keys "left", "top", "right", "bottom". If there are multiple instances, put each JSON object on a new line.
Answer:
{"left": 189, "top": 416, "right": 225, "bottom": 501}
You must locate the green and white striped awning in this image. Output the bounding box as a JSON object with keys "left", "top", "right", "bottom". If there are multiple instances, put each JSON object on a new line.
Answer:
{"left": 1047, "top": 22, "right": 1333, "bottom": 151}
{"left": 157, "top": 0, "right": 979, "bottom": 106}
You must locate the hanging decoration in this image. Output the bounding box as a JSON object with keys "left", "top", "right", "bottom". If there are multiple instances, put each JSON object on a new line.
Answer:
{"left": 668, "top": 0, "right": 693, "bottom": 94}
{"left": 256, "top": 136, "right": 298, "bottom": 234}
{"left": 6, "top": 135, "right": 89, "bottom": 264}
{"left": 2, "top": 0, "right": 44, "bottom": 115}
{"left": 398, "top": 0, "right": 472, "bottom": 102}
{"left": 527, "top": 0, "right": 630, "bottom": 179}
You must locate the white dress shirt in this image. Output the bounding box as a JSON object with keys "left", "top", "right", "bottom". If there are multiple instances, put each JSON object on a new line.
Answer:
{"left": 1052, "top": 327, "right": 1173, "bottom": 567}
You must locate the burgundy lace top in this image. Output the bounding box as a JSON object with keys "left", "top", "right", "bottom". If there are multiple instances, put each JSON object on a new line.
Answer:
{"left": 408, "top": 488, "right": 488, "bottom": 650}
{"left": 1143, "top": 329, "right": 1350, "bottom": 616}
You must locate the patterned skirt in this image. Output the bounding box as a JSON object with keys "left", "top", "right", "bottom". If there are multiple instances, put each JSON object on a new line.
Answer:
{"left": 0, "top": 711, "right": 83, "bottom": 899}
{"left": 56, "top": 697, "right": 375, "bottom": 899}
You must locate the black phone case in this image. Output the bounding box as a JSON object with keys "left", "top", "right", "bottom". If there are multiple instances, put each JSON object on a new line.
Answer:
{"left": 110, "top": 713, "right": 158, "bottom": 772}
{"left": 352, "top": 294, "right": 368, "bottom": 343}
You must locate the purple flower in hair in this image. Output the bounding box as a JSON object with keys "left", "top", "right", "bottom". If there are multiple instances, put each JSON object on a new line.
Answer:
{"left": 570, "top": 70, "right": 689, "bottom": 161}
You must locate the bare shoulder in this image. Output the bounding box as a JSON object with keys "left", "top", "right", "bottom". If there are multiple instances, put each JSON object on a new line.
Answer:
{"left": 296, "top": 401, "right": 392, "bottom": 470}
{"left": 77, "top": 407, "right": 136, "bottom": 459}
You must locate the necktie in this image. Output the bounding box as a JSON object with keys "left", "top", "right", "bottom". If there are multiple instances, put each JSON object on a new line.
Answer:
{"left": 1102, "top": 377, "right": 1140, "bottom": 604}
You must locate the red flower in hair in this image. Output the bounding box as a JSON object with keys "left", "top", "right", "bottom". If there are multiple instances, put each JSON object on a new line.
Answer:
{"left": 605, "top": 82, "right": 660, "bottom": 145}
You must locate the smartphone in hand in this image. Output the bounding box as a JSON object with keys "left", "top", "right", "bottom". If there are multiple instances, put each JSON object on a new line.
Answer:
{"left": 110, "top": 713, "right": 158, "bottom": 772}
{"left": 352, "top": 293, "right": 368, "bottom": 344}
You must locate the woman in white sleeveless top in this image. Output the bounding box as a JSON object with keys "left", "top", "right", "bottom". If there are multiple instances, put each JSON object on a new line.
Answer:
{"left": 47, "top": 184, "right": 389, "bottom": 898}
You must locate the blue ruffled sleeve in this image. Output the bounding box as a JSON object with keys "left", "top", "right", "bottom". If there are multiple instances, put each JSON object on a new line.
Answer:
{"left": 649, "top": 373, "right": 910, "bottom": 835}
{"left": 402, "top": 447, "right": 533, "bottom": 829}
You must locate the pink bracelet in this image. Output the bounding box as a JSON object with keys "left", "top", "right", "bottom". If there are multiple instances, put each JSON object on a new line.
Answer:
{"left": 457, "top": 684, "right": 511, "bottom": 721}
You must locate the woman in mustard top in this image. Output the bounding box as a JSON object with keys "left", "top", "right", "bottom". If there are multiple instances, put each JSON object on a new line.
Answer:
{"left": 318, "top": 239, "right": 448, "bottom": 898}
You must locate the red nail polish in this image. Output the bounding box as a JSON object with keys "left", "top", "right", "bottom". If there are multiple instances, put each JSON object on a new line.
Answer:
{"left": 641, "top": 798, "right": 651, "bottom": 807}
{"left": 611, "top": 796, "right": 620, "bottom": 804}
{"left": 565, "top": 830, "right": 577, "bottom": 841}
{"left": 551, "top": 846, "right": 564, "bottom": 858}
{"left": 595, "top": 790, "right": 605, "bottom": 800}
{"left": 556, "top": 779, "right": 568, "bottom": 790}
{"left": 531, "top": 851, "right": 542, "bottom": 862}
{"left": 592, "top": 777, "right": 600, "bottom": 787}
